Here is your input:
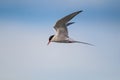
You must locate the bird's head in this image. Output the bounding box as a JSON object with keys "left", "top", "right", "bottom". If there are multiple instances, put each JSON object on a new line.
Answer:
{"left": 47, "top": 35, "right": 54, "bottom": 45}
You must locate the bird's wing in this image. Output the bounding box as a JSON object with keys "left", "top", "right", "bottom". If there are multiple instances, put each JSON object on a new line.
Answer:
{"left": 72, "top": 41, "right": 94, "bottom": 46}
{"left": 54, "top": 10, "right": 83, "bottom": 37}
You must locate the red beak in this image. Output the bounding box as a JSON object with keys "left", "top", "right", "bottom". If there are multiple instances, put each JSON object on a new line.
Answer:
{"left": 47, "top": 41, "right": 51, "bottom": 45}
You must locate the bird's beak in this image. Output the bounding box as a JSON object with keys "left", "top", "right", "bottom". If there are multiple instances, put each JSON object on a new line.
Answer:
{"left": 47, "top": 41, "right": 51, "bottom": 45}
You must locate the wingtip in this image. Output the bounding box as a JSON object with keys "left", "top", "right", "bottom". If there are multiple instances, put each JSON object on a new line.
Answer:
{"left": 78, "top": 10, "right": 83, "bottom": 13}
{"left": 74, "top": 41, "right": 94, "bottom": 46}
{"left": 75, "top": 10, "right": 83, "bottom": 14}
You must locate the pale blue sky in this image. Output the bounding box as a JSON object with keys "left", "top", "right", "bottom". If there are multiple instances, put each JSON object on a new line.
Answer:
{"left": 0, "top": 0, "right": 120, "bottom": 80}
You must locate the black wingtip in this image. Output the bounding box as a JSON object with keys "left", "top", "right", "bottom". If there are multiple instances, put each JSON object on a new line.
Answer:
{"left": 78, "top": 10, "right": 83, "bottom": 13}
{"left": 75, "top": 10, "right": 83, "bottom": 14}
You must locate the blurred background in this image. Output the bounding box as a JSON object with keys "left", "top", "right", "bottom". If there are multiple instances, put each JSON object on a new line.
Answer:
{"left": 0, "top": 0, "right": 120, "bottom": 80}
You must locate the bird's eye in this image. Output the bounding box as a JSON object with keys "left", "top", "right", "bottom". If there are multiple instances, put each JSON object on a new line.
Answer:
{"left": 49, "top": 35, "right": 54, "bottom": 41}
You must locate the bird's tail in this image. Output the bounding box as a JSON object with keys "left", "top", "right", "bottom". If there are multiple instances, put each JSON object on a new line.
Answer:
{"left": 72, "top": 41, "right": 94, "bottom": 46}
{"left": 66, "top": 22, "right": 75, "bottom": 26}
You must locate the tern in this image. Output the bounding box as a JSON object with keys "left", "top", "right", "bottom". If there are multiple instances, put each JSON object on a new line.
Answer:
{"left": 47, "top": 10, "right": 93, "bottom": 46}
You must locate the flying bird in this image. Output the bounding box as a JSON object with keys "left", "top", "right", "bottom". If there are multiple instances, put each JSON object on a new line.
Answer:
{"left": 47, "top": 10, "right": 93, "bottom": 46}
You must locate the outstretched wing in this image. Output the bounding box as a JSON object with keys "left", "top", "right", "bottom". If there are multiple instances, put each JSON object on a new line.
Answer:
{"left": 54, "top": 10, "right": 83, "bottom": 37}
{"left": 72, "top": 41, "right": 94, "bottom": 46}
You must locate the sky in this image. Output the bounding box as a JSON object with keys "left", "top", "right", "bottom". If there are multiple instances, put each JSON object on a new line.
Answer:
{"left": 0, "top": 0, "right": 120, "bottom": 80}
